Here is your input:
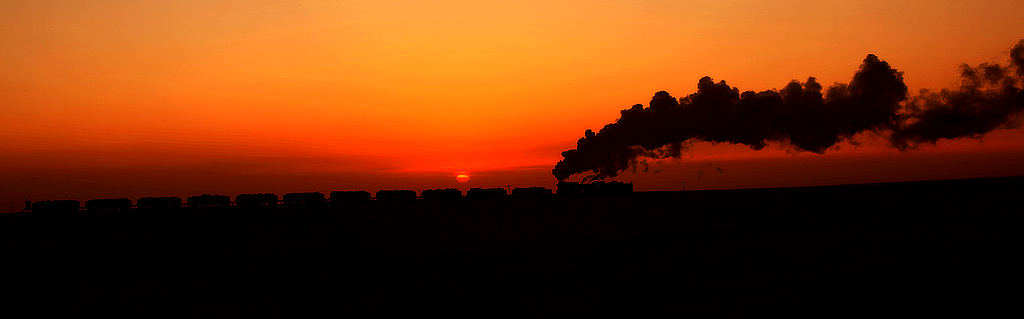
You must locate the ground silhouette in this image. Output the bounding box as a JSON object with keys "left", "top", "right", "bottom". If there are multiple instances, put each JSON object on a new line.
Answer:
{"left": 1, "top": 176, "right": 1019, "bottom": 316}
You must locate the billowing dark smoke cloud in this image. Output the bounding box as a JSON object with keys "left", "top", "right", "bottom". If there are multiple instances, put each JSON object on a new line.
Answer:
{"left": 554, "top": 39, "right": 1024, "bottom": 181}
{"left": 891, "top": 41, "right": 1024, "bottom": 149}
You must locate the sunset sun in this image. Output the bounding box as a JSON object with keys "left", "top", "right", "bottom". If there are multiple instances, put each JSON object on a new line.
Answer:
{"left": 456, "top": 174, "right": 470, "bottom": 183}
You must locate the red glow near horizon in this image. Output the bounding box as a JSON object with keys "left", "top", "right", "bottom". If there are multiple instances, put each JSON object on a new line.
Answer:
{"left": 2, "top": 1, "right": 1024, "bottom": 211}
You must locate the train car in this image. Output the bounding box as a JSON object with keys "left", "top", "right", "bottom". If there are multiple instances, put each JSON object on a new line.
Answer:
{"left": 583, "top": 181, "right": 633, "bottom": 196}
{"left": 556, "top": 182, "right": 584, "bottom": 197}
{"left": 85, "top": 198, "right": 133, "bottom": 214}
{"left": 31, "top": 200, "right": 81, "bottom": 214}
{"left": 467, "top": 188, "right": 507, "bottom": 200}
{"left": 187, "top": 194, "right": 231, "bottom": 208}
{"left": 375, "top": 190, "right": 417, "bottom": 201}
{"left": 137, "top": 197, "right": 183, "bottom": 210}
{"left": 283, "top": 192, "right": 327, "bottom": 208}
{"left": 511, "top": 187, "right": 553, "bottom": 200}
{"left": 329, "top": 191, "right": 372, "bottom": 205}
{"left": 236, "top": 193, "right": 278, "bottom": 208}
{"left": 421, "top": 188, "right": 463, "bottom": 201}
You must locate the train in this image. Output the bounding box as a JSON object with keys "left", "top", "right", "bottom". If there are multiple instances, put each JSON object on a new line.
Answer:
{"left": 20, "top": 182, "right": 633, "bottom": 214}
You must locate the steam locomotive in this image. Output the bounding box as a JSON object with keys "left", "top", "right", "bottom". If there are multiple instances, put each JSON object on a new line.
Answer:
{"left": 21, "top": 181, "right": 633, "bottom": 214}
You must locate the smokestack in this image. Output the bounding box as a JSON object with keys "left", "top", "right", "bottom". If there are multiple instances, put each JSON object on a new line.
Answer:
{"left": 553, "top": 39, "right": 1024, "bottom": 181}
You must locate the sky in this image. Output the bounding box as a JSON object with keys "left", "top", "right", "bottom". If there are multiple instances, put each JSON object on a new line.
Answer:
{"left": 2, "top": 0, "right": 1024, "bottom": 210}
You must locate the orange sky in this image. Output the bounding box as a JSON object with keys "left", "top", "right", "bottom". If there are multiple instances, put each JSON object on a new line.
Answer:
{"left": 2, "top": 0, "right": 1024, "bottom": 210}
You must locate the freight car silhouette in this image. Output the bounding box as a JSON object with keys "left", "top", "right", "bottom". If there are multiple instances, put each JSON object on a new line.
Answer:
{"left": 137, "top": 196, "right": 183, "bottom": 210}
{"left": 330, "top": 191, "right": 372, "bottom": 206}
{"left": 375, "top": 190, "right": 417, "bottom": 201}
{"left": 511, "top": 187, "right": 553, "bottom": 200}
{"left": 556, "top": 181, "right": 632, "bottom": 197}
{"left": 236, "top": 193, "right": 278, "bottom": 208}
{"left": 85, "top": 198, "right": 132, "bottom": 214}
{"left": 467, "top": 188, "right": 507, "bottom": 200}
{"left": 187, "top": 194, "right": 231, "bottom": 208}
{"left": 29, "top": 200, "right": 81, "bottom": 214}
{"left": 422, "top": 188, "right": 463, "bottom": 201}
{"left": 283, "top": 192, "right": 327, "bottom": 208}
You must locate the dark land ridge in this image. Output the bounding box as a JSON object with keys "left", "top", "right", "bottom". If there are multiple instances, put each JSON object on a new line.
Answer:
{"left": 1, "top": 176, "right": 1020, "bottom": 315}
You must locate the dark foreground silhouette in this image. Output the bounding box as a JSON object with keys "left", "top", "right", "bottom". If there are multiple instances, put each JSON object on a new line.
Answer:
{"left": 2, "top": 176, "right": 1020, "bottom": 316}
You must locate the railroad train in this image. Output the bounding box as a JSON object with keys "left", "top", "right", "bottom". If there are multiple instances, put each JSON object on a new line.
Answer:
{"left": 20, "top": 181, "right": 633, "bottom": 214}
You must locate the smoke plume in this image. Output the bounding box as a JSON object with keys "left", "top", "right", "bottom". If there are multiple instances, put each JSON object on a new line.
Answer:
{"left": 554, "top": 39, "right": 1024, "bottom": 181}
